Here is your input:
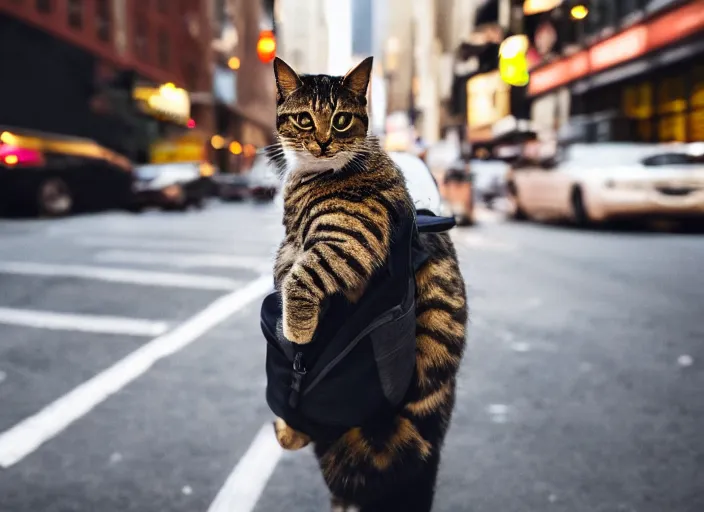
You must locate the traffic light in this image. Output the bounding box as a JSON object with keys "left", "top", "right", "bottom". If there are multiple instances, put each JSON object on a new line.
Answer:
{"left": 257, "top": 30, "right": 276, "bottom": 64}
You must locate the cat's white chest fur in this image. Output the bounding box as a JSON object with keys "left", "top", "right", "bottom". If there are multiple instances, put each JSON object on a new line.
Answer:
{"left": 283, "top": 149, "right": 354, "bottom": 179}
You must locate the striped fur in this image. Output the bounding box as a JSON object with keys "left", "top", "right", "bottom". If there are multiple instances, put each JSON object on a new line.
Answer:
{"left": 269, "top": 57, "right": 468, "bottom": 512}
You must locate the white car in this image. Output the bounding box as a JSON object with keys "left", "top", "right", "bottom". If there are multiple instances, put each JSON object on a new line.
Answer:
{"left": 506, "top": 143, "right": 704, "bottom": 225}
{"left": 389, "top": 151, "right": 449, "bottom": 217}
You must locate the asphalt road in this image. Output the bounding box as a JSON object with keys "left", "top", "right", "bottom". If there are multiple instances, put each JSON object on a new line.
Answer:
{"left": 0, "top": 202, "right": 702, "bottom": 512}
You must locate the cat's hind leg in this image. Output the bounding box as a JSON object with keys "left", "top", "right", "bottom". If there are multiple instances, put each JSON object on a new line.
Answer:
{"left": 273, "top": 417, "right": 310, "bottom": 450}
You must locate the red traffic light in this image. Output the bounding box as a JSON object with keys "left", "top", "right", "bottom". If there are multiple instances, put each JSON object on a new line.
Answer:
{"left": 187, "top": 118, "right": 196, "bottom": 129}
{"left": 257, "top": 30, "right": 276, "bottom": 64}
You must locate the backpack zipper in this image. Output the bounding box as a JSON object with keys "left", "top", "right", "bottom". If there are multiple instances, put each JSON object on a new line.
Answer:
{"left": 288, "top": 351, "right": 307, "bottom": 408}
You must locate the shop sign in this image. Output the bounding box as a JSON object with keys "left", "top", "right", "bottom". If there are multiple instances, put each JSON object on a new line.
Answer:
{"left": 133, "top": 84, "right": 191, "bottom": 124}
{"left": 467, "top": 71, "right": 510, "bottom": 130}
{"left": 150, "top": 133, "right": 205, "bottom": 164}
{"left": 527, "top": 0, "right": 704, "bottom": 96}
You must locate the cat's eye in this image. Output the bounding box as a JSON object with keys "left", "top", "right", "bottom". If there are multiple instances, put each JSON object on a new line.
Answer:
{"left": 290, "top": 113, "right": 314, "bottom": 130}
{"left": 333, "top": 113, "right": 354, "bottom": 132}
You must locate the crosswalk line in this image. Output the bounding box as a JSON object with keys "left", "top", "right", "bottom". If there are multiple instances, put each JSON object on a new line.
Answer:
{"left": 0, "top": 275, "right": 273, "bottom": 468}
{"left": 93, "top": 250, "right": 271, "bottom": 272}
{"left": 0, "top": 261, "right": 241, "bottom": 290}
{"left": 74, "top": 236, "right": 249, "bottom": 253}
{"left": 208, "top": 423, "right": 283, "bottom": 512}
{"left": 0, "top": 307, "right": 169, "bottom": 337}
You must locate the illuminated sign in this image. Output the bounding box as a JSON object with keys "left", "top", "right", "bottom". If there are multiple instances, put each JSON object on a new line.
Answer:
{"left": 523, "top": 0, "right": 561, "bottom": 16}
{"left": 467, "top": 71, "right": 510, "bottom": 130}
{"left": 133, "top": 83, "right": 191, "bottom": 125}
{"left": 528, "top": 1, "right": 704, "bottom": 96}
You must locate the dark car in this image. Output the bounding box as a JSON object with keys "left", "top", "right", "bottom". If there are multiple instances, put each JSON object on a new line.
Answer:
{"left": 0, "top": 127, "right": 134, "bottom": 217}
{"left": 248, "top": 153, "right": 279, "bottom": 201}
{"left": 216, "top": 173, "right": 251, "bottom": 202}
{"left": 131, "top": 162, "right": 212, "bottom": 211}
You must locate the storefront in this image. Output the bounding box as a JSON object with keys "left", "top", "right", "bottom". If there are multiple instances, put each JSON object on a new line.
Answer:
{"left": 528, "top": 0, "right": 704, "bottom": 143}
{"left": 466, "top": 70, "right": 536, "bottom": 158}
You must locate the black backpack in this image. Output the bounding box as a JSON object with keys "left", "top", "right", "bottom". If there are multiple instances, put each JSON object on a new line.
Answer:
{"left": 261, "top": 209, "right": 455, "bottom": 441}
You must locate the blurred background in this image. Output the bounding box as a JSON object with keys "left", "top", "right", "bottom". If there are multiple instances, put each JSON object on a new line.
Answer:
{"left": 0, "top": 1, "right": 703, "bottom": 511}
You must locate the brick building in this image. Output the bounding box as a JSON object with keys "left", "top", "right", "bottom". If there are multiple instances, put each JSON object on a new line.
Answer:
{"left": 0, "top": 0, "right": 213, "bottom": 162}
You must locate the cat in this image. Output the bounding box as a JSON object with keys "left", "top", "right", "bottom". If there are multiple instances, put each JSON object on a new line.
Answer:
{"left": 267, "top": 56, "right": 468, "bottom": 512}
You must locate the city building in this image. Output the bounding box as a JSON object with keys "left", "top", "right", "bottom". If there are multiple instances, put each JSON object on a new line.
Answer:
{"left": 527, "top": 0, "right": 704, "bottom": 143}
{"left": 209, "top": 0, "right": 277, "bottom": 172}
{"left": 275, "top": 0, "right": 328, "bottom": 74}
{"left": 0, "top": 0, "right": 213, "bottom": 162}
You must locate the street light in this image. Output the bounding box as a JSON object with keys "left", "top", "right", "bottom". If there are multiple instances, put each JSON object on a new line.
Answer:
{"left": 570, "top": 4, "right": 589, "bottom": 20}
{"left": 228, "top": 56, "right": 241, "bottom": 70}
{"left": 211, "top": 135, "right": 225, "bottom": 149}
{"left": 257, "top": 30, "right": 276, "bottom": 64}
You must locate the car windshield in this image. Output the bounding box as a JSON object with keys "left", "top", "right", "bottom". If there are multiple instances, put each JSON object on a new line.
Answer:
{"left": 136, "top": 163, "right": 198, "bottom": 179}
{"left": 642, "top": 153, "right": 704, "bottom": 166}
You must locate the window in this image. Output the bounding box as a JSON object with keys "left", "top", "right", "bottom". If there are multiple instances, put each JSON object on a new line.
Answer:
{"left": 68, "top": 0, "right": 82, "bottom": 29}
{"left": 97, "top": 0, "right": 112, "bottom": 42}
{"left": 657, "top": 74, "right": 687, "bottom": 143}
{"left": 184, "top": 62, "right": 197, "bottom": 91}
{"left": 36, "top": 0, "right": 51, "bottom": 12}
{"left": 135, "top": 19, "right": 148, "bottom": 61}
{"left": 158, "top": 31, "right": 169, "bottom": 68}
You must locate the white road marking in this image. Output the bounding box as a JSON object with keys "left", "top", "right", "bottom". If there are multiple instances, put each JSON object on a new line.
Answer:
{"left": 0, "top": 371, "right": 6, "bottom": 384}
{"left": 0, "top": 275, "right": 272, "bottom": 468}
{"left": 0, "top": 307, "right": 169, "bottom": 337}
{"left": 207, "top": 423, "right": 283, "bottom": 512}
{"left": 0, "top": 261, "right": 241, "bottom": 290}
{"left": 450, "top": 232, "right": 516, "bottom": 251}
{"left": 93, "top": 250, "right": 271, "bottom": 273}
{"left": 75, "top": 236, "right": 244, "bottom": 253}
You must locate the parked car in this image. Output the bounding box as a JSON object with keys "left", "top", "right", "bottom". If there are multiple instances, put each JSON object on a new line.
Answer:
{"left": 131, "top": 162, "right": 212, "bottom": 211}
{"left": 248, "top": 153, "right": 280, "bottom": 202}
{"left": 0, "top": 127, "right": 133, "bottom": 217}
{"left": 506, "top": 142, "right": 704, "bottom": 226}
{"left": 216, "top": 173, "right": 251, "bottom": 201}
{"left": 389, "top": 151, "right": 449, "bottom": 216}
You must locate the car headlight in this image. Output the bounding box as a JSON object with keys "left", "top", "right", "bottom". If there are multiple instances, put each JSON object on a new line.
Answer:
{"left": 163, "top": 184, "right": 183, "bottom": 199}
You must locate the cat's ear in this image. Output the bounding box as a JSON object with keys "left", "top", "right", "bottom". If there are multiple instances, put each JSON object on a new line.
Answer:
{"left": 273, "top": 57, "right": 302, "bottom": 98}
{"left": 342, "top": 56, "right": 373, "bottom": 97}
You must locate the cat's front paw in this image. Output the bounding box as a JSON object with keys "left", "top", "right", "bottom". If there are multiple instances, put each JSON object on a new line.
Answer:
{"left": 282, "top": 276, "right": 319, "bottom": 344}
{"left": 274, "top": 417, "right": 311, "bottom": 450}
{"left": 282, "top": 306, "right": 318, "bottom": 344}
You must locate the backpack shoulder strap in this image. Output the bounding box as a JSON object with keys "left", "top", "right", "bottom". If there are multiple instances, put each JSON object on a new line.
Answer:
{"left": 415, "top": 209, "right": 456, "bottom": 233}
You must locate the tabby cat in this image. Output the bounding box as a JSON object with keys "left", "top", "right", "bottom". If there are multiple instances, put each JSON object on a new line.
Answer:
{"left": 267, "top": 56, "right": 468, "bottom": 512}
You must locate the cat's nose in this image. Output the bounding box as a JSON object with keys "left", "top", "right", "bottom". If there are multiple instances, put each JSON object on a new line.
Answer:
{"left": 316, "top": 138, "right": 332, "bottom": 155}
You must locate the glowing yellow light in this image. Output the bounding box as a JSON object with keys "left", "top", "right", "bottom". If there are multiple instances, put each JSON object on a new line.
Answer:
{"left": 229, "top": 141, "right": 243, "bottom": 155}
{"left": 243, "top": 144, "right": 256, "bottom": 157}
{"left": 200, "top": 162, "right": 215, "bottom": 177}
{"left": 164, "top": 82, "right": 176, "bottom": 89}
{"left": 500, "top": 35, "right": 529, "bottom": 59}
{"left": 211, "top": 135, "right": 225, "bottom": 149}
{"left": 570, "top": 4, "right": 589, "bottom": 20}
{"left": 4, "top": 154, "right": 19, "bottom": 166}
{"left": 228, "top": 56, "right": 241, "bottom": 70}
{"left": 0, "top": 131, "right": 15, "bottom": 144}
{"left": 499, "top": 35, "right": 530, "bottom": 86}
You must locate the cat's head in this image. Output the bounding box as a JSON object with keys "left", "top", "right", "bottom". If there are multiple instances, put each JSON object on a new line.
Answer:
{"left": 272, "top": 57, "right": 373, "bottom": 177}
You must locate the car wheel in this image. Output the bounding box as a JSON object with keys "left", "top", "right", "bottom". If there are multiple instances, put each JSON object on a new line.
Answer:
{"left": 571, "top": 187, "right": 591, "bottom": 227}
{"left": 506, "top": 182, "right": 527, "bottom": 221}
{"left": 37, "top": 177, "right": 73, "bottom": 217}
